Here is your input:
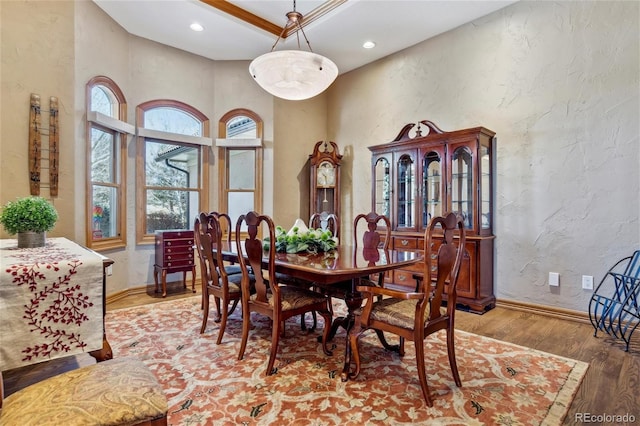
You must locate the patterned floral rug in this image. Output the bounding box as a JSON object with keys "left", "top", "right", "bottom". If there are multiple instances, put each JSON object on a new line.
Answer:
{"left": 105, "top": 297, "right": 588, "bottom": 425}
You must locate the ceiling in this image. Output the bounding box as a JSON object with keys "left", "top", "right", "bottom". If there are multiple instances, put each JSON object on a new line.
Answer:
{"left": 93, "top": 0, "right": 517, "bottom": 75}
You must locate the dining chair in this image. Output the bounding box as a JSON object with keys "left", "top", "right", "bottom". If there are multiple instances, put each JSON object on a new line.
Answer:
{"left": 194, "top": 212, "right": 245, "bottom": 343}
{"left": 208, "top": 211, "right": 242, "bottom": 275}
{"left": 310, "top": 211, "right": 391, "bottom": 342}
{"left": 235, "top": 211, "right": 333, "bottom": 375}
{"left": 345, "top": 212, "right": 466, "bottom": 407}
{"left": 310, "top": 212, "right": 340, "bottom": 240}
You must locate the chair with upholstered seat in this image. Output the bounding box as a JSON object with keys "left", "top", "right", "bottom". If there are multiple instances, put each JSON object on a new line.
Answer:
{"left": 345, "top": 212, "right": 466, "bottom": 407}
{"left": 195, "top": 212, "right": 246, "bottom": 343}
{"left": 235, "top": 211, "right": 333, "bottom": 375}
{"left": 0, "top": 357, "right": 168, "bottom": 425}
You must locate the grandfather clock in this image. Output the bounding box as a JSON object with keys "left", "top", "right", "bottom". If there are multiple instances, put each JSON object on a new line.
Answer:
{"left": 309, "top": 141, "right": 342, "bottom": 230}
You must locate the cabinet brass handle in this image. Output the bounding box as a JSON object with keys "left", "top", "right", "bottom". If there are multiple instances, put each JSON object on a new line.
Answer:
{"left": 401, "top": 240, "right": 409, "bottom": 246}
{"left": 167, "top": 242, "right": 172, "bottom": 246}
{"left": 431, "top": 265, "right": 437, "bottom": 272}
{"left": 398, "top": 274, "right": 406, "bottom": 281}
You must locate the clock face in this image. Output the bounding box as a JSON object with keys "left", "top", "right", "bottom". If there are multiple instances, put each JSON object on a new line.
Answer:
{"left": 317, "top": 161, "right": 336, "bottom": 187}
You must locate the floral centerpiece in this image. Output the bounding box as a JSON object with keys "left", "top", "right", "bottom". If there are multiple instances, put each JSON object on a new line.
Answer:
{"left": 265, "top": 218, "right": 338, "bottom": 254}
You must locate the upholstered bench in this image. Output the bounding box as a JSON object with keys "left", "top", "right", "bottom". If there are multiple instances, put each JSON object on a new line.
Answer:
{"left": 0, "top": 357, "right": 168, "bottom": 425}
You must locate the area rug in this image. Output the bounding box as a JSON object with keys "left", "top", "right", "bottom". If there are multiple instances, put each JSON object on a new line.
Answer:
{"left": 105, "top": 297, "right": 588, "bottom": 425}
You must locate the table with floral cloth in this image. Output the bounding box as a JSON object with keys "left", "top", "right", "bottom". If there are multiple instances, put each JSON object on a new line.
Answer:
{"left": 0, "top": 238, "right": 106, "bottom": 371}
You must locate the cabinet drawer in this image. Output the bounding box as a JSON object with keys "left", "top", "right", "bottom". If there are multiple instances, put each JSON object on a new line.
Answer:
{"left": 392, "top": 236, "right": 423, "bottom": 250}
{"left": 162, "top": 252, "right": 194, "bottom": 262}
{"left": 158, "top": 230, "right": 193, "bottom": 239}
{"left": 163, "top": 245, "right": 193, "bottom": 255}
{"left": 393, "top": 269, "right": 421, "bottom": 289}
{"left": 164, "top": 259, "right": 194, "bottom": 269}
{"left": 162, "top": 238, "right": 194, "bottom": 248}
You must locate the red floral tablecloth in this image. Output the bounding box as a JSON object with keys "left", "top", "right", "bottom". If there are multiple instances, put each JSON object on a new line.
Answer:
{"left": 0, "top": 238, "right": 104, "bottom": 371}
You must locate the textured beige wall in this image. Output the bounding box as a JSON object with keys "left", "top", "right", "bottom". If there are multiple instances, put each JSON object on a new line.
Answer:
{"left": 1, "top": 0, "right": 76, "bottom": 238}
{"left": 326, "top": 0, "right": 640, "bottom": 311}
{"left": 273, "top": 96, "right": 328, "bottom": 228}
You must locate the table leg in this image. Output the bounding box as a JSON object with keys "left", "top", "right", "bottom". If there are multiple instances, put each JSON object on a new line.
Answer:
{"left": 191, "top": 266, "right": 196, "bottom": 293}
{"left": 89, "top": 335, "right": 113, "bottom": 362}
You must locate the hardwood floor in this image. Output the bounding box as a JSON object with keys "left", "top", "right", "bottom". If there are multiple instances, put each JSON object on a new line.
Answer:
{"left": 4, "top": 286, "right": 639, "bottom": 424}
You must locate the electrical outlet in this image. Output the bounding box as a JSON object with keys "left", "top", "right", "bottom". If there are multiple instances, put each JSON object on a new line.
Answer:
{"left": 549, "top": 272, "right": 560, "bottom": 287}
{"left": 106, "top": 265, "right": 113, "bottom": 276}
{"left": 582, "top": 275, "right": 594, "bottom": 290}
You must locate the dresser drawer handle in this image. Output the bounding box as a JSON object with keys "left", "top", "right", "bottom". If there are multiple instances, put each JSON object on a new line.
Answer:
{"left": 398, "top": 274, "right": 406, "bottom": 281}
{"left": 167, "top": 255, "right": 172, "bottom": 260}
{"left": 431, "top": 265, "right": 437, "bottom": 272}
{"left": 168, "top": 262, "right": 172, "bottom": 267}
{"left": 430, "top": 242, "right": 435, "bottom": 248}
{"left": 431, "top": 254, "right": 437, "bottom": 260}
{"left": 167, "top": 241, "right": 172, "bottom": 246}
{"left": 401, "top": 240, "right": 409, "bottom": 246}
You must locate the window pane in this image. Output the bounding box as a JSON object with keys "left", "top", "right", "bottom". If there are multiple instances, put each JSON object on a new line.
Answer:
{"left": 90, "top": 86, "right": 116, "bottom": 117}
{"left": 146, "top": 141, "right": 199, "bottom": 188}
{"left": 228, "top": 192, "right": 254, "bottom": 232}
{"left": 226, "top": 116, "right": 256, "bottom": 138}
{"left": 92, "top": 185, "right": 117, "bottom": 239}
{"left": 144, "top": 107, "right": 202, "bottom": 136}
{"left": 228, "top": 150, "right": 255, "bottom": 190}
{"left": 146, "top": 189, "right": 197, "bottom": 233}
{"left": 91, "top": 127, "right": 114, "bottom": 183}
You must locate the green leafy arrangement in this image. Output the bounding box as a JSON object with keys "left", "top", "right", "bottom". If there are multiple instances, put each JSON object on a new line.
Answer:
{"left": 0, "top": 196, "right": 59, "bottom": 235}
{"left": 265, "top": 225, "right": 338, "bottom": 254}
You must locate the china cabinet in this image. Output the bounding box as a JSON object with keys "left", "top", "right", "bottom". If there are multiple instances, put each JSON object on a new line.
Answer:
{"left": 369, "top": 120, "right": 496, "bottom": 313}
{"left": 309, "top": 141, "right": 342, "bottom": 238}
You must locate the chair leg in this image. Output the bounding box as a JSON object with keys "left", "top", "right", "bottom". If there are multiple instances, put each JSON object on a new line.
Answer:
{"left": 446, "top": 327, "right": 462, "bottom": 387}
{"left": 266, "top": 316, "right": 282, "bottom": 376}
{"left": 414, "top": 338, "right": 433, "bottom": 407}
{"left": 237, "top": 309, "right": 251, "bottom": 361}
{"left": 200, "top": 292, "right": 210, "bottom": 334}
{"left": 345, "top": 326, "right": 363, "bottom": 381}
{"left": 317, "top": 310, "right": 333, "bottom": 356}
{"left": 216, "top": 297, "right": 229, "bottom": 345}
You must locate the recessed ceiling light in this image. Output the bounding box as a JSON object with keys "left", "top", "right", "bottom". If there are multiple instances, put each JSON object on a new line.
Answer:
{"left": 190, "top": 23, "right": 204, "bottom": 32}
{"left": 363, "top": 41, "right": 376, "bottom": 49}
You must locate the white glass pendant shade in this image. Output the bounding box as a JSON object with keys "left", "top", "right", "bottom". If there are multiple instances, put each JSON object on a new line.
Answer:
{"left": 249, "top": 50, "right": 338, "bottom": 101}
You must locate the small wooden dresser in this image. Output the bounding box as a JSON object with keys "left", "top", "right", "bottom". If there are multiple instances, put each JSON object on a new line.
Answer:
{"left": 154, "top": 230, "right": 196, "bottom": 297}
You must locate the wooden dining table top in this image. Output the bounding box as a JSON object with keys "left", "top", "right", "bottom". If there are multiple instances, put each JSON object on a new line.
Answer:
{"left": 217, "top": 243, "right": 423, "bottom": 285}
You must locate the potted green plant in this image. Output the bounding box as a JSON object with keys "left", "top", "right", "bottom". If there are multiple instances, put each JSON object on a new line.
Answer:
{"left": 0, "top": 196, "right": 59, "bottom": 248}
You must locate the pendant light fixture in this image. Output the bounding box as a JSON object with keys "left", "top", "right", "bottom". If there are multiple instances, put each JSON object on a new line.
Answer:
{"left": 249, "top": 0, "right": 338, "bottom": 101}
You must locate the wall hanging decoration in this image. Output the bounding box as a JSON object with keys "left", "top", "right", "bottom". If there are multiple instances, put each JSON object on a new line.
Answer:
{"left": 29, "top": 93, "right": 59, "bottom": 197}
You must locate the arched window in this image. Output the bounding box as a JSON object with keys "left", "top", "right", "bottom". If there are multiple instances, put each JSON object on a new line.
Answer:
{"left": 136, "top": 100, "right": 211, "bottom": 243}
{"left": 216, "top": 109, "right": 263, "bottom": 231}
{"left": 86, "top": 76, "right": 132, "bottom": 250}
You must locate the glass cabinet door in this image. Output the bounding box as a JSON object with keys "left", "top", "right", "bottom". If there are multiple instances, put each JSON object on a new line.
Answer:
{"left": 396, "top": 154, "right": 415, "bottom": 228}
{"left": 422, "top": 151, "right": 442, "bottom": 228}
{"left": 479, "top": 142, "right": 492, "bottom": 230}
{"left": 373, "top": 157, "right": 390, "bottom": 217}
{"left": 450, "top": 146, "right": 473, "bottom": 229}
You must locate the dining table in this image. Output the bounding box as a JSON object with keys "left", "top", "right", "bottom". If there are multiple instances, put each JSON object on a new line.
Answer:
{"left": 216, "top": 242, "right": 422, "bottom": 380}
